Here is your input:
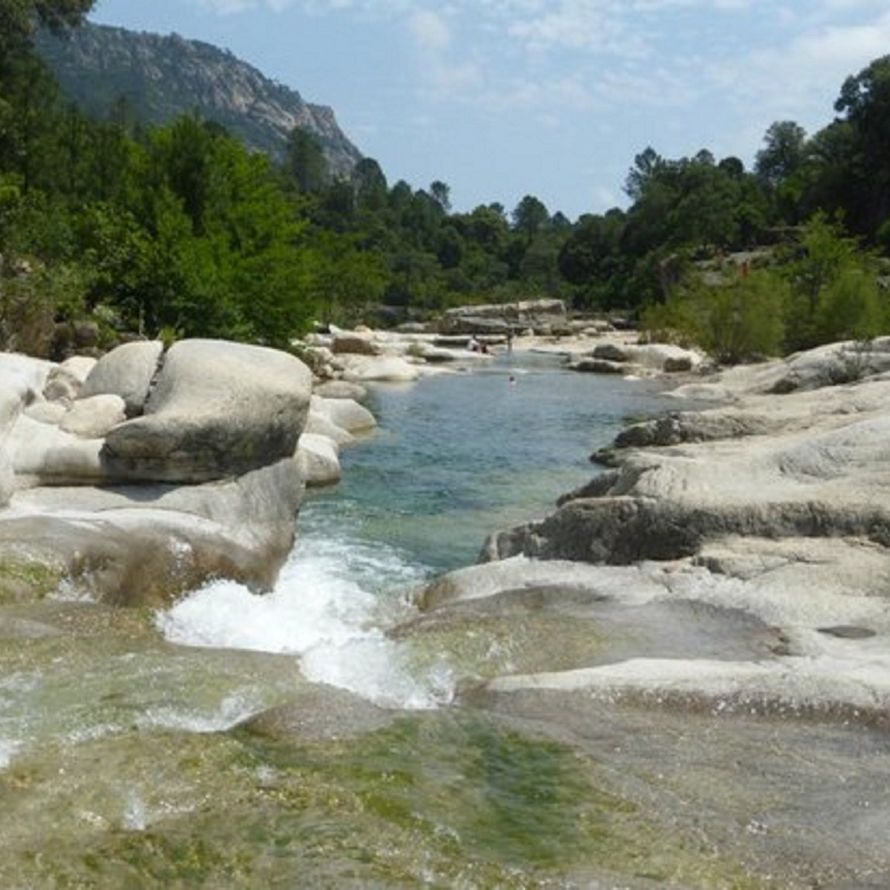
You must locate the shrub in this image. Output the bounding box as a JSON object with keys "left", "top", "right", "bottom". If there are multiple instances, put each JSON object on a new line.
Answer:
{"left": 643, "top": 269, "right": 787, "bottom": 364}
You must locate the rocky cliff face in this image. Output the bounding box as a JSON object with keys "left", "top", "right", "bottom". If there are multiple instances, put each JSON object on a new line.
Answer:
{"left": 36, "top": 22, "right": 362, "bottom": 177}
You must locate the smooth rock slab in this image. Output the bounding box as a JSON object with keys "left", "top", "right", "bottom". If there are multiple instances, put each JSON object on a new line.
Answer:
{"left": 6, "top": 458, "right": 304, "bottom": 605}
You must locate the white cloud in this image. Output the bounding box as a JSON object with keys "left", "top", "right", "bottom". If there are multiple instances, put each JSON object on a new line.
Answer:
{"left": 191, "top": 0, "right": 890, "bottom": 128}
{"left": 710, "top": 8, "right": 890, "bottom": 112}
{"left": 409, "top": 9, "right": 451, "bottom": 50}
{"left": 198, "top": 0, "right": 257, "bottom": 13}
{"left": 593, "top": 185, "right": 621, "bottom": 210}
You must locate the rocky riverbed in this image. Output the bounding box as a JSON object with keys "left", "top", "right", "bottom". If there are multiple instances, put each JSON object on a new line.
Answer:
{"left": 397, "top": 336, "right": 890, "bottom": 887}
{"left": 4, "top": 333, "right": 890, "bottom": 887}
{"left": 418, "top": 338, "right": 890, "bottom": 725}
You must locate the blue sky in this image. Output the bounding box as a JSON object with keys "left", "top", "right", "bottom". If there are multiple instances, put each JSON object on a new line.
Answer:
{"left": 90, "top": 0, "right": 890, "bottom": 221}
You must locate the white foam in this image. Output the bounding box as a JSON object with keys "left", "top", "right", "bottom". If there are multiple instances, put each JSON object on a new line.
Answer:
{"left": 137, "top": 690, "right": 267, "bottom": 734}
{"left": 122, "top": 793, "right": 148, "bottom": 831}
{"left": 0, "top": 739, "right": 19, "bottom": 769}
{"left": 157, "top": 534, "right": 452, "bottom": 710}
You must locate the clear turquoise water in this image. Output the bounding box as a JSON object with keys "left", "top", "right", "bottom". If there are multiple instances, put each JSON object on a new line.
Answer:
{"left": 301, "top": 353, "right": 672, "bottom": 580}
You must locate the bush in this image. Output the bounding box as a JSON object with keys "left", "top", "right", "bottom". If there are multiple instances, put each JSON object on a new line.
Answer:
{"left": 643, "top": 269, "right": 787, "bottom": 364}
{"left": 813, "top": 264, "right": 886, "bottom": 343}
{"left": 0, "top": 261, "right": 87, "bottom": 356}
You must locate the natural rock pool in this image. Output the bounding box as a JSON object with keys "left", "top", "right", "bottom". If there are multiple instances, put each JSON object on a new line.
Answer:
{"left": 2, "top": 353, "right": 890, "bottom": 888}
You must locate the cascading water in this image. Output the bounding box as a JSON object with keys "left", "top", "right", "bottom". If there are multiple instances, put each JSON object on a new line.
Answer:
{"left": 155, "top": 355, "right": 670, "bottom": 710}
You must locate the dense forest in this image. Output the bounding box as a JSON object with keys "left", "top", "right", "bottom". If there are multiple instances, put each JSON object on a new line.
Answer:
{"left": 1, "top": 0, "right": 889, "bottom": 361}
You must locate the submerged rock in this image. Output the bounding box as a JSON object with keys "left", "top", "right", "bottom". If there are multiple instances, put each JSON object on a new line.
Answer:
{"left": 239, "top": 683, "right": 398, "bottom": 741}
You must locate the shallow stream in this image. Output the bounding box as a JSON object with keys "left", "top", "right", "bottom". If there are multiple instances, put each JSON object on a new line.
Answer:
{"left": 2, "top": 354, "right": 889, "bottom": 888}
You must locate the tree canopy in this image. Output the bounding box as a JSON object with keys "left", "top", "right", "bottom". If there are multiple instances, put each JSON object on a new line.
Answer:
{"left": 0, "top": 14, "right": 889, "bottom": 362}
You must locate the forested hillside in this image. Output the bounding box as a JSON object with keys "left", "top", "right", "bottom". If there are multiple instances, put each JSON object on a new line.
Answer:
{"left": 1, "top": 0, "right": 889, "bottom": 362}
{"left": 36, "top": 21, "right": 362, "bottom": 177}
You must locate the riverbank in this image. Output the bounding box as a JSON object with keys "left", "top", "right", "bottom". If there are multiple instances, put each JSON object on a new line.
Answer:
{"left": 417, "top": 336, "right": 890, "bottom": 738}
{"left": 382, "top": 338, "right": 890, "bottom": 887}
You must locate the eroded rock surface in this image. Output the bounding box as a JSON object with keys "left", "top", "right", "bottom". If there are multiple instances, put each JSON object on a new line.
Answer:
{"left": 454, "top": 341, "right": 890, "bottom": 739}
{"left": 0, "top": 340, "right": 315, "bottom": 603}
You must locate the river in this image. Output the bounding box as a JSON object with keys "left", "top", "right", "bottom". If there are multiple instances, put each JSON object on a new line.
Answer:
{"left": 159, "top": 353, "right": 672, "bottom": 708}
{"left": 2, "top": 354, "right": 889, "bottom": 888}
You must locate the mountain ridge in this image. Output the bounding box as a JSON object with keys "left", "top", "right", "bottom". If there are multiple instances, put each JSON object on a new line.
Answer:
{"left": 36, "top": 21, "right": 363, "bottom": 177}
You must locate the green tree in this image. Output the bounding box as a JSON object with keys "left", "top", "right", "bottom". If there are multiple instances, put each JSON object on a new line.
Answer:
{"left": 0, "top": 0, "right": 94, "bottom": 59}
{"left": 285, "top": 127, "right": 328, "bottom": 193}
{"left": 352, "top": 157, "right": 387, "bottom": 211}
{"left": 624, "top": 146, "right": 663, "bottom": 201}
{"left": 512, "top": 194, "right": 549, "bottom": 241}
{"left": 781, "top": 213, "right": 885, "bottom": 349}
{"left": 833, "top": 55, "right": 890, "bottom": 235}
{"left": 430, "top": 179, "right": 451, "bottom": 213}
{"left": 311, "top": 230, "right": 387, "bottom": 324}
{"left": 644, "top": 270, "right": 788, "bottom": 364}
{"left": 755, "top": 121, "right": 808, "bottom": 189}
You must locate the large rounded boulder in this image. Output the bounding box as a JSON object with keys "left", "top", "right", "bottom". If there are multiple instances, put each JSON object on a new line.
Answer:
{"left": 80, "top": 340, "right": 164, "bottom": 416}
{"left": 102, "top": 340, "right": 312, "bottom": 483}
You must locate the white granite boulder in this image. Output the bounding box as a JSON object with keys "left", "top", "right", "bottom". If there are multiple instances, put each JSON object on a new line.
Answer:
{"left": 296, "top": 433, "right": 342, "bottom": 487}
{"left": 102, "top": 339, "right": 312, "bottom": 483}
{"left": 314, "top": 380, "right": 368, "bottom": 401}
{"left": 24, "top": 401, "right": 66, "bottom": 426}
{"left": 60, "top": 394, "right": 127, "bottom": 439}
{"left": 310, "top": 395, "right": 376, "bottom": 434}
{"left": 43, "top": 366, "right": 82, "bottom": 403}
{"left": 81, "top": 340, "right": 164, "bottom": 416}
{"left": 304, "top": 411, "right": 354, "bottom": 446}
{"left": 59, "top": 355, "right": 97, "bottom": 384}
{"left": 337, "top": 355, "right": 420, "bottom": 383}
{"left": 332, "top": 334, "right": 380, "bottom": 356}
{"left": 3, "top": 457, "right": 304, "bottom": 605}
{"left": 7, "top": 415, "right": 105, "bottom": 483}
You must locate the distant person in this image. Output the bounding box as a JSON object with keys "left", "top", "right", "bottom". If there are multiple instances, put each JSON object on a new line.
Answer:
{"left": 506, "top": 328, "right": 514, "bottom": 353}
{"left": 481, "top": 342, "right": 489, "bottom": 354}
{"left": 508, "top": 374, "right": 516, "bottom": 385}
{"left": 468, "top": 336, "right": 480, "bottom": 352}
